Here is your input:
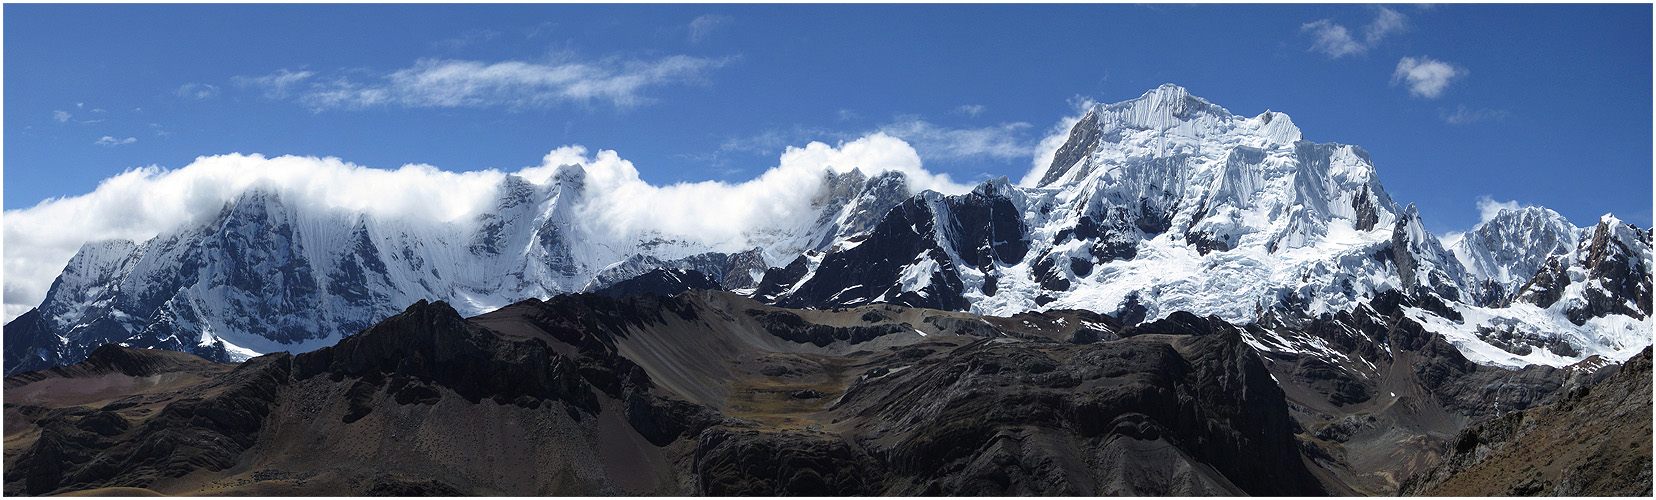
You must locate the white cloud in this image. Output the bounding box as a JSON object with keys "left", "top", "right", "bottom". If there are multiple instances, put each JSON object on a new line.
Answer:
{"left": 1302, "top": 7, "right": 1408, "bottom": 59}
{"left": 2, "top": 133, "right": 965, "bottom": 321}
{"left": 1392, "top": 56, "right": 1463, "bottom": 98}
{"left": 233, "top": 68, "right": 315, "bottom": 99}
{"left": 1440, "top": 105, "right": 1509, "bottom": 125}
{"left": 688, "top": 14, "right": 729, "bottom": 43}
{"left": 52, "top": 110, "right": 71, "bottom": 123}
{"left": 95, "top": 136, "right": 137, "bottom": 146}
{"left": 877, "top": 117, "right": 1034, "bottom": 161}
{"left": 177, "top": 83, "right": 221, "bottom": 100}
{"left": 244, "top": 55, "right": 731, "bottom": 111}
{"left": 1302, "top": 20, "right": 1364, "bottom": 58}
{"left": 1364, "top": 7, "right": 1406, "bottom": 45}
{"left": 541, "top": 133, "right": 968, "bottom": 243}
{"left": 1475, "top": 195, "right": 1525, "bottom": 223}
{"left": 955, "top": 104, "right": 986, "bottom": 117}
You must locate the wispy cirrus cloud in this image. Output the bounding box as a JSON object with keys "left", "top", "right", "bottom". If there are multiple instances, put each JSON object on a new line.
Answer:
{"left": 95, "top": 136, "right": 137, "bottom": 146}
{"left": 239, "top": 55, "right": 732, "bottom": 111}
{"left": 52, "top": 110, "right": 71, "bottom": 123}
{"left": 233, "top": 69, "right": 315, "bottom": 99}
{"left": 954, "top": 104, "right": 986, "bottom": 117}
{"left": 176, "top": 83, "right": 221, "bottom": 100}
{"left": 1392, "top": 56, "right": 1463, "bottom": 99}
{"left": 688, "top": 14, "right": 730, "bottom": 43}
{"left": 877, "top": 116, "right": 1034, "bottom": 161}
{"left": 1440, "top": 105, "right": 1509, "bottom": 125}
{"left": 431, "top": 29, "right": 502, "bottom": 51}
{"left": 1301, "top": 7, "right": 1407, "bottom": 59}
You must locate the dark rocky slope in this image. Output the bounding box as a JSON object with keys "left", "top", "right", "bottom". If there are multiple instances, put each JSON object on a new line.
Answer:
{"left": 8, "top": 291, "right": 1336, "bottom": 496}
{"left": 5, "top": 289, "right": 1645, "bottom": 496}
{"left": 1399, "top": 346, "right": 1653, "bottom": 496}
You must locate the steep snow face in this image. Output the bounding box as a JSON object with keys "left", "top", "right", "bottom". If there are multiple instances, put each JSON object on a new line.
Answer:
{"left": 6, "top": 163, "right": 914, "bottom": 374}
{"left": 1451, "top": 206, "right": 1582, "bottom": 305}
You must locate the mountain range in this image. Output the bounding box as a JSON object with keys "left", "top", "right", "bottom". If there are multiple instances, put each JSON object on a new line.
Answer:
{"left": 4, "top": 84, "right": 1651, "bottom": 496}
{"left": 7, "top": 84, "right": 1648, "bottom": 375}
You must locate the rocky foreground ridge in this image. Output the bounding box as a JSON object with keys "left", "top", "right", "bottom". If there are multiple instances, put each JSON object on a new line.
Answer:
{"left": 6, "top": 288, "right": 1647, "bottom": 496}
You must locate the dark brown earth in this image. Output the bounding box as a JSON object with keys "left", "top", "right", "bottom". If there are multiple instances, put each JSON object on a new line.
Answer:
{"left": 1399, "top": 346, "right": 1653, "bottom": 496}
{"left": 3, "top": 289, "right": 1649, "bottom": 496}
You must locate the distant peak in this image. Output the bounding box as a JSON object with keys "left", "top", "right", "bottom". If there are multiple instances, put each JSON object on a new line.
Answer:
{"left": 1144, "top": 83, "right": 1193, "bottom": 100}
{"left": 552, "top": 163, "right": 586, "bottom": 185}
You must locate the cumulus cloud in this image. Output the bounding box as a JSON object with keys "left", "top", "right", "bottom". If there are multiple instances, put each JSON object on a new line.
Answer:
{"left": 177, "top": 83, "right": 221, "bottom": 100}
{"left": 1440, "top": 105, "right": 1509, "bottom": 125}
{"left": 2, "top": 133, "right": 965, "bottom": 321}
{"left": 1392, "top": 56, "right": 1463, "bottom": 98}
{"left": 1364, "top": 7, "right": 1406, "bottom": 44}
{"left": 95, "top": 136, "right": 137, "bottom": 146}
{"left": 877, "top": 117, "right": 1034, "bottom": 161}
{"left": 1302, "top": 7, "right": 1407, "bottom": 59}
{"left": 53, "top": 110, "right": 71, "bottom": 123}
{"left": 240, "top": 55, "right": 731, "bottom": 111}
{"left": 688, "top": 14, "right": 729, "bottom": 43}
{"left": 1301, "top": 20, "right": 1363, "bottom": 58}
{"left": 1475, "top": 195, "right": 1526, "bottom": 223}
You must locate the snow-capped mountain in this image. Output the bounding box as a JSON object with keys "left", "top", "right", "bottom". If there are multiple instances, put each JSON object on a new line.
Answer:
{"left": 1450, "top": 206, "right": 1582, "bottom": 305}
{"left": 756, "top": 84, "right": 1650, "bottom": 368}
{"left": 3, "top": 163, "right": 911, "bottom": 374}
{"left": 6, "top": 84, "right": 1650, "bottom": 375}
{"left": 765, "top": 84, "right": 1460, "bottom": 321}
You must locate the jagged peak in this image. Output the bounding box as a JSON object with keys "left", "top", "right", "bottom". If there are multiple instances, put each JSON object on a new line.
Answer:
{"left": 971, "top": 176, "right": 1014, "bottom": 197}
{"left": 549, "top": 163, "right": 587, "bottom": 189}
{"left": 1090, "top": 83, "right": 1235, "bottom": 131}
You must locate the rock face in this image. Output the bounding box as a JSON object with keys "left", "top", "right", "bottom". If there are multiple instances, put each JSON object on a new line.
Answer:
{"left": 589, "top": 268, "right": 722, "bottom": 299}
{"left": 1399, "top": 347, "right": 1653, "bottom": 496}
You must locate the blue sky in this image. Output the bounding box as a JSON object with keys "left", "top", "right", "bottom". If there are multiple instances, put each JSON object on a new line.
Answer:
{"left": 5, "top": 3, "right": 1652, "bottom": 234}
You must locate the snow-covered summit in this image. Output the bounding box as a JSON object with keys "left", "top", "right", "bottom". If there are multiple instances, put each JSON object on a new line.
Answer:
{"left": 1451, "top": 206, "right": 1582, "bottom": 305}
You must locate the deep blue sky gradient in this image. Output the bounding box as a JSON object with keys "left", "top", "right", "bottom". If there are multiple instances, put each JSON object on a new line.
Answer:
{"left": 5, "top": 3, "right": 1651, "bottom": 234}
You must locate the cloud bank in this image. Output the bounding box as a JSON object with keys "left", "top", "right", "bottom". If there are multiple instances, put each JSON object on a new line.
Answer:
{"left": 3, "top": 134, "right": 966, "bottom": 322}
